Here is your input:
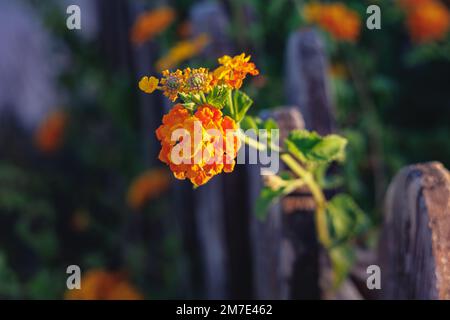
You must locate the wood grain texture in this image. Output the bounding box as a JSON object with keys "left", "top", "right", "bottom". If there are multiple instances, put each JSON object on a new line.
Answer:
{"left": 189, "top": 2, "right": 246, "bottom": 299}
{"left": 285, "top": 28, "right": 335, "bottom": 135}
{"left": 380, "top": 162, "right": 450, "bottom": 299}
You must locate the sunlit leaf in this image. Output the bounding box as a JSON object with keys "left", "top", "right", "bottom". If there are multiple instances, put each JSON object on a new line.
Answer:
{"left": 285, "top": 130, "right": 347, "bottom": 164}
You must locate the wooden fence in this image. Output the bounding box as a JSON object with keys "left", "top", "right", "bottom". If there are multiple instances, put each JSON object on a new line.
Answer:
{"left": 98, "top": 0, "right": 450, "bottom": 300}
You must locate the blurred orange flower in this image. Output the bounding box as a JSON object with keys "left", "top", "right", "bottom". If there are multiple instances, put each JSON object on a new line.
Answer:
{"left": 303, "top": 2, "right": 323, "bottom": 22}
{"left": 35, "top": 110, "right": 67, "bottom": 154}
{"left": 127, "top": 168, "right": 171, "bottom": 210}
{"left": 156, "top": 105, "right": 241, "bottom": 187}
{"left": 130, "top": 7, "right": 176, "bottom": 45}
{"left": 213, "top": 53, "right": 259, "bottom": 89}
{"left": 65, "top": 270, "right": 143, "bottom": 300}
{"left": 304, "top": 3, "right": 361, "bottom": 42}
{"left": 155, "top": 34, "right": 210, "bottom": 72}
{"left": 403, "top": 0, "right": 450, "bottom": 43}
{"left": 398, "top": 0, "right": 433, "bottom": 9}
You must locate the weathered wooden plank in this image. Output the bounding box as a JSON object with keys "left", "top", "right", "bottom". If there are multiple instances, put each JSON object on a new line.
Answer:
{"left": 285, "top": 28, "right": 335, "bottom": 135}
{"left": 379, "top": 162, "right": 450, "bottom": 299}
{"left": 190, "top": 1, "right": 234, "bottom": 58}
{"left": 189, "top": 1, "right": 236, "bottom": 299}
{"left": 249, "top": 107, "right": 321, "bottom": 299}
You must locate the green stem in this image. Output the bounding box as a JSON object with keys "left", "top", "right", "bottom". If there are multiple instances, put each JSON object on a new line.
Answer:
{"left": 199, "top": 91, "right": 207, "bottom": 104}
{"left": 281, "top": 153, "right": 331, "bottom": 248}
{"left": 237, "top": 130, "right": 281, "bottom": 153}
{"left": 238, "top": 130, "right": 266, "bottom": 151}
{"left": 227, "top": 89, "right": 234, "bottom": 118}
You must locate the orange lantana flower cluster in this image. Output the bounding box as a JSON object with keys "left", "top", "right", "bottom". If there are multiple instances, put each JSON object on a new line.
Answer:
{"left": 65, "top": 270, "right": 143, "bottom": 300}
{"left": 130, "top": 7, "right": 175, "bottom": 45}
{"left": 156, "top": 105, "right": 241, "bottom": 187}
{"left": 139, "top": 53, "right": 259, "bottom": 102}
{"left": 213, "top": 53, "right": 260, "bottom": 89}
{"left": 139, "top": 54, "right": 258, "bottom": 186}
{"left": 399, "top": 0, "right": 450, "bottom": 43}
{"left": 304, "top": 2, "right": 361, "bottom": 42}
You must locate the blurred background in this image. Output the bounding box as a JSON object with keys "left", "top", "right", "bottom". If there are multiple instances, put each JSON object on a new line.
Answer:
{"left": 0, "top": 0, "right": 449, "bottom": 299}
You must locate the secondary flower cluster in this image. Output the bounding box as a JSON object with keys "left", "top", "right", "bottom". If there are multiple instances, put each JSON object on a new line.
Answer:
{"left": 130, "top": 7, "right": 176, "bottom": 45}
{"left": 399, "top": 0, "right": 450, "bottom": 43}
{"left": 303, "top": 2, "right": 361, "bottom": 42}
{"left": 65, "top": 269, "right": 143, "bottom": 300}
{"left": 127, "top": 168, "right": 171, "bottom": 210}
{"left": 139, "top": 53, "right": 259, "bottom": 101}
{"left": 139, "top": 54, "right": 258, "bottom": 186}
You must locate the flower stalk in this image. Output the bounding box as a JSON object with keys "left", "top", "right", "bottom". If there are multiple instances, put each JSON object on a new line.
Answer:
{"left": 281, "top": 154, "right": 331, "bottom": 248}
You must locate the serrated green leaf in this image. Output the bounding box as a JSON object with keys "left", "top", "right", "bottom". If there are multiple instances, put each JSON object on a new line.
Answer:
{"left": 285, "top": 130, "right": 347, "bottom": 164}
{"left": 223, "top": 89, "right": 254, "bottom": 122}
{"left": 234, "top": 90, "right": 253, "bottom": 122}
{"left": 205, "top": 85, "right": 228, "bottom": 109}
{"left": 326, "top": 194, "right": 368, "bottom": 245}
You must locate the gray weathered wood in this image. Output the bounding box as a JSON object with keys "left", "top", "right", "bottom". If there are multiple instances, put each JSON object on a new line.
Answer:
{"left": 379, "top": 162, "right": 450, "bottom": 299}
{"left": 194, "top": 178, "right": 229, "bottom": 298}
{"left": 285, "top": 29, "right": 335, "bottom": 135}
{"left": 249, "top": 107, "right": 321, "bottom": 299}
{"left": 190, "top": 1, "right": 234, "bottom": 58}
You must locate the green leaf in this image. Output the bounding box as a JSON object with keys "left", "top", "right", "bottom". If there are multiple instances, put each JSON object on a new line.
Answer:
{"left": 223, "top": 89, "right": 235, "bottom": 119}
{"left": 312, "top": 162, "right": 343, "bottom": 189}
{"left": 255, "top": 187, "right": 286, "bottom": 220}
{"left": 234, "top": 90, "right": 253, "bottom": 122}
{"left": 205, "top": 85, "right": 228, "bottom": 109}
{"left": 179, "top": 92, "right": 203, "bottom": 108}
{"left": 326, "top": 194, "right": 368, "bottom": 245}
{"left": 26, "top": 270, "right": 64, "bottom": 299}
{"left": 254, "top": 172, "right": 294, "bottom": 220}
{"left": 222, "top": 89, "right": 254, "bottom": 122}
{"left": 263, "top": 118, "right": 278, "bottom": 131}
{"left": 240, "top": 116, "right": 278, "bottom": 132}
{"left": 329, "top": 244, "right": 355, "bottom": 288}
{"left": 240, "top": 115, "right": 259, "bottom": 131}
{"left": 285, "top": 130, "right": 347, "bottom": 164}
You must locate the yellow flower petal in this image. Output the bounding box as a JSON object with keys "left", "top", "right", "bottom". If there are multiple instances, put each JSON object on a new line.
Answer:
{"left": 139, "top": 76, "right": 159, "bottom": 93}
